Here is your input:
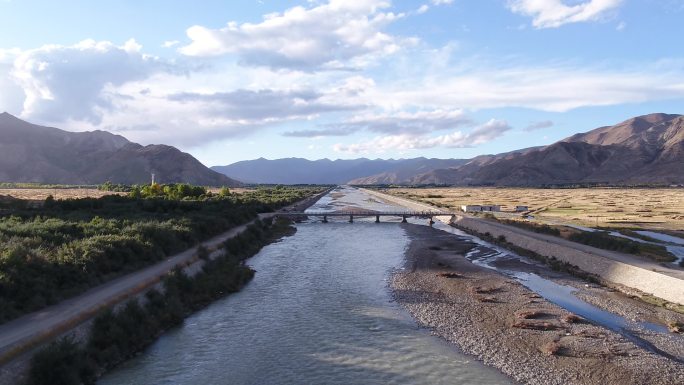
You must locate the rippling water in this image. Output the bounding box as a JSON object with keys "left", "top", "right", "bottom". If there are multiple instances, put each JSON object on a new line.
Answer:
{"left": 99, "top": 190, "right": 511, "bottom": 385}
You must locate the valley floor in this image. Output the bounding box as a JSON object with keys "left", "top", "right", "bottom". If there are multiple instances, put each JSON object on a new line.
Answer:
{"left": 392, "top": 224, "right": 684, "bottom": 385}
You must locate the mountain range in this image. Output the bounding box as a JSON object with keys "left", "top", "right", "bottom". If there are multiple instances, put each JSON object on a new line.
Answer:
{"left": 2, "top": 112, "right": 681, "bottom": 187}
{"left": 211, "top": 157, "right": 469, "bottom": 184}
{"left": 214, "top": 113, "right": 684, "bottom": 186}
{"left": 0, "top": 113, "right": 239, "bottom": 186}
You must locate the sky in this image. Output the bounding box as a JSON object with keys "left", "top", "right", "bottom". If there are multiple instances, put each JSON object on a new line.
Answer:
{"left": 1, "top": 0, "right": 684, "bottom": 166}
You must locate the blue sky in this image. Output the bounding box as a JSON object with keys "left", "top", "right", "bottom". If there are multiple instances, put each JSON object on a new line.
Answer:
{"left": 1, "top": 0, "right": 683, "bottom": 166}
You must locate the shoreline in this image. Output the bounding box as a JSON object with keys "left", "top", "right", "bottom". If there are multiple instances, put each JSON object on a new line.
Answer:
{"left": 0, "top": 190, "right": 325, "bottom": 385}
{"left": 391, "top": 223, "right": 684, "bottom": 385}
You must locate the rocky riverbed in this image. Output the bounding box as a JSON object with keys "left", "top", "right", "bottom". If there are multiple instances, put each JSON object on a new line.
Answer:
{"left": 392, "top": 224, "right": 684, "bottom": 385}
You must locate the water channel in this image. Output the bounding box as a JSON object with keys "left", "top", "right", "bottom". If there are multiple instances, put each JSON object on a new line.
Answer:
{"left": 99, "top": 187, "right": 512, "bottom": 384}
{"left": 100, "top": 186, "right": 682, "bottom": 383}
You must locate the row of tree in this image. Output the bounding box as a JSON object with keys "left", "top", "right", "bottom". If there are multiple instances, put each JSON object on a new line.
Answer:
{"left": 0, "top": 185, "right": 321, "bottom": 323}
{"left": 27, "top": 218, "right": 285, "bottom": 385}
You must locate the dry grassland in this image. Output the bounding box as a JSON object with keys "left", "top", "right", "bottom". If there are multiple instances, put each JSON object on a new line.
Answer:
{"left": 387, "top": 188, "right": 684, "bottom": 231}
{"left": 0, "top": 189, "right": 126, "bottom": 201}
{"left": 1, "top": 187, "right": 255, "bottom": 201}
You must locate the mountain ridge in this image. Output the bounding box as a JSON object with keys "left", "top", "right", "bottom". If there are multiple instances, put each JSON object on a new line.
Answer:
{"left": 0, "top": 113, "right": 240, "bottom": 186}
{"left": 212, "top": 113, "right": 684, "bottom": 186}
{"left": 408, "top": 113, "right": 684, "bottom": 186}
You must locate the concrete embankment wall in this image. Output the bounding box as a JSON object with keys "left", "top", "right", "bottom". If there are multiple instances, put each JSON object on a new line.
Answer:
{"left": 452, "top": 216, "right": 684, "bottom": 305}
{"left": 363, "top": 188, "right": 684, "bottom": 305}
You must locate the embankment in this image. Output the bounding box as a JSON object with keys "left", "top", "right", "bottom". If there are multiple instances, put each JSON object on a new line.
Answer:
{"left": 364, "top": 188, "right": 684, "bottom": 306}
{"left": 0, "top": 192, "right": 324, "bottom": 385}
{"left": 13, "top": 217, "right": 294, "bottom": 385}
{"left": 451, "top": 215, "right": 684, "bottom": 305}
{"left": 393, "top": 224, "right": 684, "bottom": 385}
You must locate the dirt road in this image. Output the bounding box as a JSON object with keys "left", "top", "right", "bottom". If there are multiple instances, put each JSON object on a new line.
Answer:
{"left": 0, "top": 213, "right": 275, "bottom": 363}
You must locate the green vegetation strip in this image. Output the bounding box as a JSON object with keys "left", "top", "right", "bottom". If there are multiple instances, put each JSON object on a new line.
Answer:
{"left": 489, "top": 218, "right": 676, "bottom": 264}
{"left": 26, "top": 217, "right": 292, "bottom": 385}
{"left": 0, "top": 184, "right": 321, "bottom": 324}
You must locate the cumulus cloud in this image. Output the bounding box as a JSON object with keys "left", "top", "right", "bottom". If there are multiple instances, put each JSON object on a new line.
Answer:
{"left": 162, "top": 40, "right": 180, "bottom": 48}
{"left": 9, "top": 39, "right": 169, "bottom": 124}
{"left": 0, "top": 49, "right": 24, "bottom": 114}
{"left": 167, "top": 88, "right": 360, "bottom": 122}
{"left": 179, "top": 0, "right": 415, "bottom": 70}
{"left": 283, "top": 126, "right": 358, "bottom": 138}
{"left": 508, "top": 0, "right": 623, "bottom": 28}
{"left": 524, "top": 120, "right": 554, "bottom": 131}
{"left": 367, "top": 59, "right": 684, "bottom": 112}
{"left": 333, "top": 118, "right": 511, "bottom": 154}
{"left": 283, "top": 109, "right": 470, "bottom": 137}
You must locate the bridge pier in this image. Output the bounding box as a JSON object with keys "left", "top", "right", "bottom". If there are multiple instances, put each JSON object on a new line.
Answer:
{"left": 375, "top": 215, "right": 380, "bottom": 223}
{"left": 402, "top": 215, "right": 407, "bottom": 223}
{"left": 349, "top": 215, "right": 353, "bottom": 223}
{"left": 322, "top": 215, "right": 328, "bottom": 223}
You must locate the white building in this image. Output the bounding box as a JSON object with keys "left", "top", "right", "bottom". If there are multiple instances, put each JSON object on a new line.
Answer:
{"left": 461, "top": 205, "right": 482, "bottom": 212}
{"left": 461, "top": 205, "right": 501, "bottom": 213}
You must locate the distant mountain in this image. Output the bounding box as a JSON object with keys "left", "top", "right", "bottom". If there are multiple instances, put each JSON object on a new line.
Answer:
{"left": 409, "top": 113, "right": 684, "bottom": 186}
{"left": 213, "top": 113, "right": 684, "bottom": 186}
{"left": 0, "top": 113, "right": 240, "bottom": 186}
{"left": 212, "top": 157, "right": 468, "bottom": 184}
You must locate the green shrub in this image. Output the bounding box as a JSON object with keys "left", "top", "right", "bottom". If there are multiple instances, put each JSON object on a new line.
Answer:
{"left": 27, "top": 337, "right": 94, "bottom": 385}
{"left": 0, "top": 185, "right": 321, "bottom": 323}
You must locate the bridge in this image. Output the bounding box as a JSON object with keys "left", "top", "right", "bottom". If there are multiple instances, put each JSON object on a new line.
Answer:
{"left": 277, "top": 210, "right": 456, "bottom": 225}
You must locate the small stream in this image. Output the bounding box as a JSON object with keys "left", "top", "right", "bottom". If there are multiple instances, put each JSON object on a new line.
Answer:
{"left": 420, "top": 220, "right": 682, "bottom": 362}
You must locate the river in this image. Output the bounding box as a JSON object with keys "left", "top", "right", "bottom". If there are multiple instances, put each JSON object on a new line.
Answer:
{"left": 99, "top": 187, "right": 511, "bottom": 384}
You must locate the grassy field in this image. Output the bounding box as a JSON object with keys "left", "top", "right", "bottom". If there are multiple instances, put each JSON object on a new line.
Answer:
{"left": 0, "top": 187, "right": 259, "bottom": 201}
{"left": 386, "top": 187, "right": 684, "bottom": 232}
{"left": 0, "top": 188, "right": 125, "bottom": 200}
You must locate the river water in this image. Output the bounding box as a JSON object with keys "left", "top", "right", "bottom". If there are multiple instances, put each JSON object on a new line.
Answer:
{"left": 99, "top": 187, "right": 511, "bottom": 385}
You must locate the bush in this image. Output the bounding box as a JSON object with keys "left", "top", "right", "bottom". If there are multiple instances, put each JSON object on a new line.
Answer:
{"left": 499, "top": 219, "right": 561, "bottom": 236}
{"left": 28, "top": 337, "right": 94, "bottom": 385}
{"left": 0, "top": 185, "right": 322, "bottom": 323}
{"left": 27, "top": 218, "right": 283, "bottom": 385}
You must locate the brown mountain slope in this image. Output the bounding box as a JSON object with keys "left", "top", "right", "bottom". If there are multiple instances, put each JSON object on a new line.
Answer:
{"left": 408, "top": 113, "right": 684, "bottom": 186}
{"left": 0, "top": 112, "right": 240, "bottom": 186}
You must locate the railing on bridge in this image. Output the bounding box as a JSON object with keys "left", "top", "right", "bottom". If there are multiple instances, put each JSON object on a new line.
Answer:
{"left": 277, "top": 210, "right": 456, "bottom": 225}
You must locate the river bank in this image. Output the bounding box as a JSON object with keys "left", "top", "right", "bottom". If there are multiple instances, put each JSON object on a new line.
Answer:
{"left": 97, "top": 187, "right": 513, "bottom": 385}
{"left": 392, "top": 224, "right": 684, "bottom": 385}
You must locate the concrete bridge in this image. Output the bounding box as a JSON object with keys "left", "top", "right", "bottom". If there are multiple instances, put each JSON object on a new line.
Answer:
{"left": 277, "top": 210, "right": 456, "bottom": 225}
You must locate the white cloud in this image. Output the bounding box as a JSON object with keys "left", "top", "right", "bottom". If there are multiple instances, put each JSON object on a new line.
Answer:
{"left": 333, "top": 119, "right": 511, "bottom": 154}
{"left": 417, "top": 4, "right": 430, "bottom": 14}
{"left": 167, "top": 88, "right": 360, "bottom": 123}
{"left": 162, "top": 40, "right": 180, "bottom": 48}
{"left": 508, "top": 0, "right": 623, "bottom": 28}
{"left": 361, "top": 56, "right": 684, "bottom": 112}
{"left": 0, "top": 49, "right": 24, "bottom": 114}
{"left": 9, "top": 39, "right": 168, "bottom": 124}
{"left": 284, "top": 109, "right": 470, "bottom": 137}
{"left": 431, "top": 0, "right": 454, "bottom": 5}
{"left": 179, "top": 0, "right": 415, "bottom": 70}
{"left": 616, "top": 21, "right": 626, "bottom": 31}
{"left": 524, "top": 120, "right": 554, "bottom": 131}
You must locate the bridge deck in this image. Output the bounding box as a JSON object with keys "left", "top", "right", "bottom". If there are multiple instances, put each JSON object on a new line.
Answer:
{"left": 278, "top": 211, "right": 455, "bottom": 216}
